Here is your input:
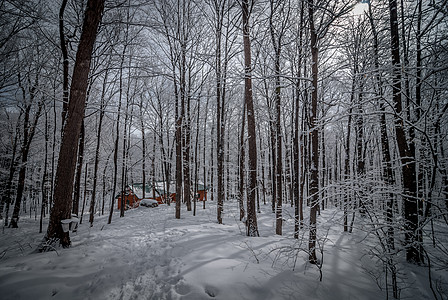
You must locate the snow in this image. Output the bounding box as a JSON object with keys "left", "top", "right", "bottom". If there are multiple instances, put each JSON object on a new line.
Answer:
{"left": 140, "top": 199, "right": 159, "bottom": 207}
{"left": 0, "top": 202, "right": 445, "bottom": 300}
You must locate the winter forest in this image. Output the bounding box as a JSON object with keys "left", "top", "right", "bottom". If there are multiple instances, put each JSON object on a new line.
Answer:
{"left": 1, "top": 0, "right": 447, "bottom": 299}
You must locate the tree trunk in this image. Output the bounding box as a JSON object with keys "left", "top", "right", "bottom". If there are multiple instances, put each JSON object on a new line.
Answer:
{"left": 344, "top": 98, "right": 353, "bottom": 232}
{"left": 242, "top": 0, "right": 259, "bottom": 237}
{"left": 269, "top": 0, "right": 283, "bottom": 236}
{"left": 140, "top": 94, "right": 146, "bottom": 198}
{"left": 45, "top": 0, "right": 105, "bottom": 248}
{"left": 72, "top": 120, "right": 85, "bottom": 215}
{"left": 79, "top": 164, "right": 88, "bottom": 224}
{"left": 239, "top": 102, "right": 246, "bottom": 221}
{"left": 59, "top": 0, "right": 69, "bottom": 127}
{"left": 120, "top": 91, "right": 129, "bottom": 218}
{"left": 203, "top": 95, "right": 209, "bottom": 210}
{"left": 387, "top": 0, "right": 421, "bottom": 264}
{"left": 216, "top": 11, "right": 225, "bottom": 223}
{"left": 183, "top": 90, "right": 191, "bottom": 212}
{"left": 175, "top": 104, "right": 183, "bottom": 219}
{"left": 89, "top": 69, "right": 108, "bottom": 226}
{"left": 368, "top": 1, "right": 395, "bottom": 250}
{"left": 108, "top": 18, "right": 128, "bottom": 224}
{"left": 307, "top": 0, "right": 319, "bottom": 263}
{"left": 193, "top": 96, "right": 201, "bottom": 216}
{"left": 40, "top": 109, "right": 49, "bottom": 233}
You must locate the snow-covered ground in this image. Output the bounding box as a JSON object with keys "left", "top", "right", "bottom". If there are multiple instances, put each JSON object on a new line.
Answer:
{"left": 0, "top": 201, "right": 446, "bottom": 300}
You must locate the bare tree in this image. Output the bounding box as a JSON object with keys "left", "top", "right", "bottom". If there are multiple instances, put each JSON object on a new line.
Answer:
{"left": 44, "top": 0, "right": 105, "bottom": 248}
{"left": 387, "top": 0, "right": 421, "bottom": 264}
{"left": 307, "top": 0, "right": 319, "bottom": 264}
{"left": 242, "top": 0, "right": 259, "bottom": 237}
{"left": 269, "top": 0, "right": 290, "bottom": 236}
{"left": 10, "top": 69, "right": 44, "bottom": 228}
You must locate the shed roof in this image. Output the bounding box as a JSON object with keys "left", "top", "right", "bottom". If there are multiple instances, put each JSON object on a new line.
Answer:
{"left": 128, "top": 181, "right": 207, "bottom": 199}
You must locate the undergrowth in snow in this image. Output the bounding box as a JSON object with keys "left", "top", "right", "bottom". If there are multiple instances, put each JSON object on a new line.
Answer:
{"left": 0, "top": 201, "right": 446, "bottom": 300}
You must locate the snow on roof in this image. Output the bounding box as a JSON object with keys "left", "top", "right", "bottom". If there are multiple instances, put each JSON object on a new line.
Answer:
{"left": 129, "top": 181, "right": 206, "bottom": 199}
{"left": 130, "top": 183, "right": 155, "bottom": 199}
{"left": 153, "top": 181, "right": 175, "bottom": 195}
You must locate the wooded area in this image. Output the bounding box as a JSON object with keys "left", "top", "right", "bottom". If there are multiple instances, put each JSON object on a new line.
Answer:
{"left": 0, "top": 0, "right": 447, "bottom": 298}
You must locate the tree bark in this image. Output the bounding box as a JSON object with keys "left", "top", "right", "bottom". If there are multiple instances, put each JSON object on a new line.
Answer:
{"left": 40, "top": 109, "right": 49, "bottom": 233}
{"left": 269, "top": 0, "right": 283, "bottom": 236}
{"left": 59, "top": 0, "right": 69, "bottom": 127}
{"left": 307, "top": 0, "right": 319, "bottom": 263}
{"left": 72, "top": 120, "right": 85, "bottom": 215}
{"left": 239, "top": 102, "right": 246, "bottom": 221}
{"left": 213, "top": 0, "right": 226, "bottom": 223}
{"left": 45, "top": 0, "right": 105, "bottom": 248}
{"left": 108, "top": 16, "right": 128, "bottom": 224}
{"left": 387, "top": 0, "right": 422, "bottom": 264}
{"left": 242, "top": 0, "right": 259, "bottom": 237}
{"left": 367, "top": 1, "right": 395, "bottom": 250}
{"left": 89, "top": 68, "right": 108, "bottom": 226}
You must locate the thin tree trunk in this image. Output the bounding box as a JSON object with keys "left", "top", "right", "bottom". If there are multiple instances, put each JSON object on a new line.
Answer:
{"left": 72, "top": 120, "right": 85, "bottom": 215}
{"left": 216, "top": 19, "right": 224, "bottom": 223}
{"left": 101, "top": 153, "right": 111, "bottom": 215}
{"left": 59, "top": 0, "right": 69, "bottom": 127}
{"left": 203, "top": 95, "right": 209, "bottom": 210}
{"left": 307, "top": 0, "right": 319, "bottom": 263}
{"left": 193, "top": 97, "right": 200, "bottom": 216}
{"left": 89, "top": 69, "right": 108, "bottom": 226}
{"left": 269, "top": 0, "right": 283, "bottom": 236}
{"left": 294, "top": 70, "right": 300, "bottom": 238}
{"left": 108, "top": 39, "right": 126, "bottom": 224}
{"left": 344, "top": 102, "right": 353, "bottom": 232}
{"left": 80, "top": 164, "right": 88, "bottom": 224}
{"left": 210, "top": 123, "right": 214, "bottom": 203}
{"left": 40, "top": 109, "right": 49, "bottom": 233}
{"left": 120, "top": 94, "right": 129, "bottom": 217}
{"left": 175, "top": 67, "right": 183, "bottom": 219}
{"left": 183, "top": 91, "right": 191, "bottom": 212}
{"left": 141, "top": 95, "right": 146, "bottom": 198}
{"left": 242, "top": 0, "right": 259, "bottom": 237}
{"left": 320, "top": 108, "right": 327, "bottom": 211}
{"left": 239, "top": 102, "right": 246, "bottom": 221}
